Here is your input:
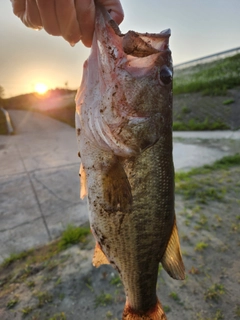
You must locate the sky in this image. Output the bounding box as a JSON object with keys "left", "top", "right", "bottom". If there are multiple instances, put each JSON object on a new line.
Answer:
{"left": 1, "top": 0, "right": 240, "bottom": 98}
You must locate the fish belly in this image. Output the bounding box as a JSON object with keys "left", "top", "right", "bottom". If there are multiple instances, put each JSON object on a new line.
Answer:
{"left": 83, "top": 136, "right": 175, "bottom": 314}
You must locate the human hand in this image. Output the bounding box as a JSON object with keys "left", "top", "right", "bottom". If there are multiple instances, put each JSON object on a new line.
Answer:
{"left": 10, "top": 0, "right": 124, "bottom": 47}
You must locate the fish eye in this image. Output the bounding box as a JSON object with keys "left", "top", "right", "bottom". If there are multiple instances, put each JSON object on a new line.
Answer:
{"left": 158, "top": 66, "right": 172, "bottom": 85}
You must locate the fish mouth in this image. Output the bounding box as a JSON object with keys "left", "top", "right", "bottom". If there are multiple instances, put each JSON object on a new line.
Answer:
{"left": 122, "top": 29, "right": 171, "bottom": 57}
{"left": 97, "top": 4, "right": 171, "bottom": 58}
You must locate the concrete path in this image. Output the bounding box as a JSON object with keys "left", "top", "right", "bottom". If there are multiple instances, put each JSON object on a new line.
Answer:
{"left": 0, "top": 110, "right": 88, "bottom": 263}
{"left": 0, "top": 110, "right": 239, "bottom": 263}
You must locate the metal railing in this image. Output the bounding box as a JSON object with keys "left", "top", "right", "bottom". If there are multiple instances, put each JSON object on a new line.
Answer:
{"left": 174, "top": 47, "right": 240, "bottom": 70}
{"left": 1, "top": 107, "right": 14, "bottom": 134}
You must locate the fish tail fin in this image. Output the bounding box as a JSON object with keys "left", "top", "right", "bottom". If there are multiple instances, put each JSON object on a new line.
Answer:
{"left": 123, "top": 299, "right": 167, "bottom": 320}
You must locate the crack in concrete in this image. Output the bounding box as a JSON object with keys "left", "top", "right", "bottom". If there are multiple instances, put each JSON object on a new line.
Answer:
{"left": 16, "top": 145, "right": 52, "bottom": 241}
{"left": 32, "top": 174, "right": 80, "bottom": 205}
{"left": 0, "top": 215, "right": 42, "bottom": 233}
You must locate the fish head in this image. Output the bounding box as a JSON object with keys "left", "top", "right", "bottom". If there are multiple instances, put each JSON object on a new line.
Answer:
{"left": 76, "top": 6, "right": 173, "bottom": 157}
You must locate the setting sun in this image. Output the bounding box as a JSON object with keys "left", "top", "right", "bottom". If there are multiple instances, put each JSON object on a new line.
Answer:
{"left": 34, "top": 83, "right": 48, "bottom": 95}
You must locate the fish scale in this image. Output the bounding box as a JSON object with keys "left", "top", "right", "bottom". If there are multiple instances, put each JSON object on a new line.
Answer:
{"left": 75, "top": 4, "right": 185, "bottom": 319}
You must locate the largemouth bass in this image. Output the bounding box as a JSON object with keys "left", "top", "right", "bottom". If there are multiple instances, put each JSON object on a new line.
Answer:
{"left": 75, "top": 5, "right": 185, "bottom": 320}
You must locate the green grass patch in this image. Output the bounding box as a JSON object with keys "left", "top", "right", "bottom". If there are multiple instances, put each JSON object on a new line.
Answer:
{"left": 173, "top": 118, "right": 229, "bottom": 131}
{"left": 176, "top": 154, "right": 240, "bottom": 182}
{"left": 58, "top": 224, "right": 90, "bottom": 250}
{"left": 49, "top": 313, "right": 67, "bottom": 320}
{"left": 175, "top": 154, "right": 240, "bottom": 203}
{"left": 110, "top": 275, "right": 122, "bottom": 287}
{"left": 197, "top": 310, "right": 224, "bottom": 320}
{"left": 94, "top": 293, "right": 113, "bottom": 307}
{"left": 1, "top": 250, "right": 34, "bottom": 268}
{"left": 163, "top": 305, "right": 171, "bottom": 313}
{"left": 36, "top": 291, "right": 53, "bottom": 307}
{"left": 204, "top": 284, "right": 225, "bottom": 302}
{"left": 6, "top": 296, "right": 19, "bottom": 309}
{"left": 175, "top": 176, "right": 226, "bottom": 204}
{"left": 173, "top": 53, "right": 240, "bottom": 95}
{"left": 0, "top": 224, "right": 90, "bottom": 272}
{"left": 195, "top": 242, "right": 209, "bottom": 251}
{"left": 21, "top": 306, "right": 33, "bottom": 315}
{"left": 223, "top": 98, "right": 235, "bottom": 105}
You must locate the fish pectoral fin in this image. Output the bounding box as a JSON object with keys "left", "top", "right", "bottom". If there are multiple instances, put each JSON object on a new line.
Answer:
{"left": 103, "top": 160, "right": 132, "bottom": 212}
{"left": 79, "top": 163, "right": 87, "bottom": 199}
{"left": 161, "top": 219, "right": 185, "bottom": 280}
{"left": 92, "top": 243, "right": 110, "bottom": 268}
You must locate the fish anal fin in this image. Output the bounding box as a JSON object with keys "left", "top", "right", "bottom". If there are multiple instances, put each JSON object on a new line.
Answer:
{"left": 79, "top": 163, "right": 87, "bottom": 199}
{"left": 123, "top": 299, "right": 167, "bottom": 320}
{"left": 92, "top": 243, "right": 110, "bottom": 268}
{"left": 161, "top": 219, "right": 185, "bottom": 280}
{"left": 103, "top": 160, "right": 132, "bottom": 213}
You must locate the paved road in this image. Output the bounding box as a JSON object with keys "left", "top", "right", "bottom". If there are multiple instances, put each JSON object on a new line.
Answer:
{"left": 0, "top": 110, "right": 239, "bottom": 263}
{"left": 0, "top": 110, "right": 88, "bottom": 263}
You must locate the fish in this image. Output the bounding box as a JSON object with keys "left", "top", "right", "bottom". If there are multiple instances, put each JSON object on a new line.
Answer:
{"left": 75, "top": 4, "right": 185, "bottom": 320}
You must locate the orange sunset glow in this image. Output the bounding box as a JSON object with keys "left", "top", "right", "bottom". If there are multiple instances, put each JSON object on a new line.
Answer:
{"left": 34, "top": 83, "right": 48, "bottom": 95}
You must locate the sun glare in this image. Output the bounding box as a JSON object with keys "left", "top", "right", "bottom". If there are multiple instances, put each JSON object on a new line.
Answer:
{"left": 35, "top": 83, "right": 48, "bottom": 95}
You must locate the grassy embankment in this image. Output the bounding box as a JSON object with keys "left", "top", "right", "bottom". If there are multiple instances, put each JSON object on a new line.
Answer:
{"left": 173, "top": 53, "right": 240, "bottom": 130}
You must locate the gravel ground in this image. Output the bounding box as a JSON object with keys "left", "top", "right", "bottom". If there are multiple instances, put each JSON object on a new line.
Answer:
{"left": 0, "top": 160, "right": 239, "bottom": 320}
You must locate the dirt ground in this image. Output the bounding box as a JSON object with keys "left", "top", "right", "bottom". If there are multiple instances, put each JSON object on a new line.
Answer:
{"left": 0, "top": 157, "right": 239, "bottom": 320}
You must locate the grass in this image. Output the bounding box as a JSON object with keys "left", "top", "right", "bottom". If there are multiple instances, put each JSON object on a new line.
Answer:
{"left": 1, "top": 250, "right": 34, "bottom": 268}
{"left": 163, "top": 305, "right": 171, "bottom": 313}
{"left": 58, "top": 224, "right": 90, "bottom": 250}
{"left": 223, "top": 98, "right": 235, "bottom": 105}
{"left": 169, "top": 292, "right": 181, "bottom": 303}
{"left": 173, "top": 53, "right": 240, "bottom": 95}
{"left": 110, "top": 275, "right": 122, "bottom": 287}
{"left": 94, "top": 293, "right": 113, "bottom": 307}
{"left": 175, "top": 153, "right": 240, "bottom": 182}
{"left": 0, "top": 224, "right": 90, "bottom": 272}
{"left": 195, "top": 241, "right": 209, "bottom": 251}
{"left": 48, "top": 312, "right": 67, "bottom": 320}
{"left": 204, "top": 284, "right": 225, "bottom": 302}
{"left": 173, "top": 118, "right": 229, "bottom": 131}
{"left": 36, "top": 291, "right": 53, "bottom": 307}
{"left": 6, "top": 296, "right": 19, "bottom": 309}
{"left": 21, "top": 306, "right": 33, "bottom": 315}
{"left": 197, "top": 310, "right": 224, "bottom": 320}
{"left": 175, "top": 154, "right": 240, "bottom": 203}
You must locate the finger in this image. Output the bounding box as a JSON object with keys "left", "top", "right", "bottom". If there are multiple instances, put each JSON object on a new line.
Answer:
{"left": 11, "top": 0, "right": 42, "bottom": 29}
{"left": 36, "top": 0, "right": 61, "bottom": 36}
{"left": 25, "top": 0, "right": 42, "bottom": 29}
{"left": 11, "top": 0, "right": 25, "bottom": 18}
{"left": 99, "top": 0, "right": 124, "bottom": 25}
{"left": 75, "top": 0, "right": 95, "bottom": 47}
{"left": 55, "top": 0, "right": 82, "bottom": 44}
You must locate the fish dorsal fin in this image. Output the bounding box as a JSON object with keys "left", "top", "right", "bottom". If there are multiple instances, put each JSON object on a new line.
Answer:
{"left": 161, "top": 219, "right": 185, "bottom": 280}
{"left": 79, "top": 163, "right": 87, "bottom": 199}
{"left": 92, "top": 243, "right": 110, "bottom": 268}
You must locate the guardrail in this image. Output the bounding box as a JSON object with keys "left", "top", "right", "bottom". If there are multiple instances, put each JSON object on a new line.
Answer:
{"left": 1, "top": 107, "right": 14, "bottom": 134}
{"left": 174, "top": 47, "right": 240, "bottom": 70}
